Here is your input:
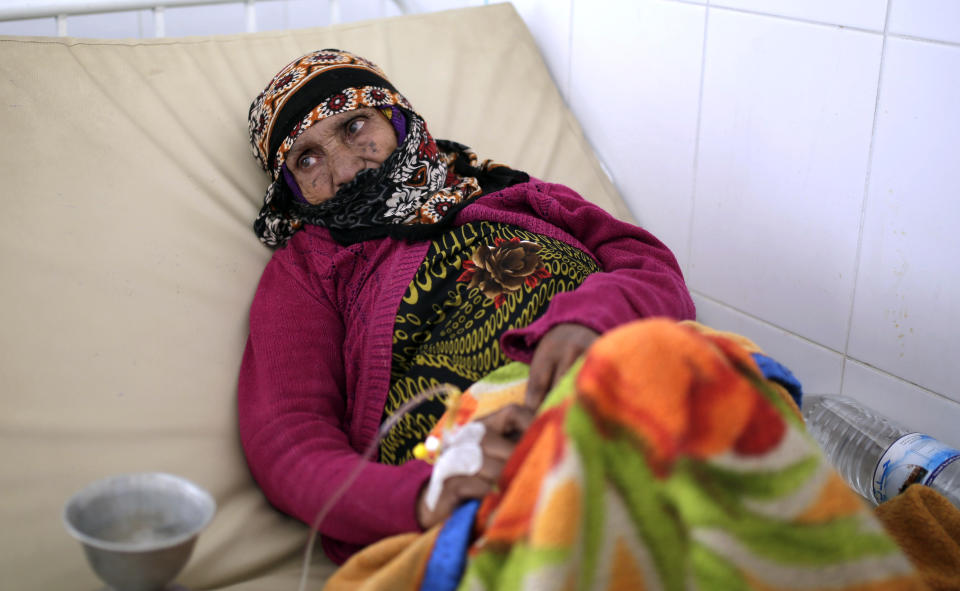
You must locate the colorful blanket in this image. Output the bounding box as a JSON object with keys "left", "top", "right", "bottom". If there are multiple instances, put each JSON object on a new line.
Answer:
{"left": 324, "top": 319, "right": 930, "bottom": 591}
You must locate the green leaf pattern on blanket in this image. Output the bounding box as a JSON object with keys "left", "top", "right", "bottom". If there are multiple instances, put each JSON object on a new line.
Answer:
{"left": 456, "top": 353, "right": 911, "bottom": 590}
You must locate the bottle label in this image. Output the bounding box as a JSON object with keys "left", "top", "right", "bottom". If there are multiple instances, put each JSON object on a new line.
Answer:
{"left": 873, "top": 433, "right": 960, "bottom": 504}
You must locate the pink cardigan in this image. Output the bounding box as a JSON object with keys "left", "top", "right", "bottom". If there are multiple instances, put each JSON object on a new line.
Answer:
{"left": 237, "top": 181, "right": 695, "bottom": 563}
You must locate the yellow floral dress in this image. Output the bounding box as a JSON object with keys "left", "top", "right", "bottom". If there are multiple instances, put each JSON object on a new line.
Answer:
{"left": 378, "top": 221, "right": 600, "bottom": 465}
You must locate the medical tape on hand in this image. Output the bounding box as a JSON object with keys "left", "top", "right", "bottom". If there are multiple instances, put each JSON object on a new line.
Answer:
{"left": 424, "top": 422, "right": 486, "bottom": 512}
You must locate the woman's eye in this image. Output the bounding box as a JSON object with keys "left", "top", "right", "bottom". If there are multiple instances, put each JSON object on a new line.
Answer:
{"left": 347, "top": 117, "right": 366, "bottom": 135}
{"left": 298, "top": 154, "right": 318, "bottom": 169}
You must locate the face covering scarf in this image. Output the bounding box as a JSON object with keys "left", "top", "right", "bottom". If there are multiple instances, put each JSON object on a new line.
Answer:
{"left": 249, "top": 49, "right": 528, "bottom": 247}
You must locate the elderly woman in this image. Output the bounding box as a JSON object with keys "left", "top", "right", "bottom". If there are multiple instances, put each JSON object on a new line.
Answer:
{"left": 238, "top": 49, "right": 695, "bottom": 564}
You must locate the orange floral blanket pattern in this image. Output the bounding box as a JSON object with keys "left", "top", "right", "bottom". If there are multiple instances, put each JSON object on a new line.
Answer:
{"left": 325, "top": 319, "right": 926, "bottom": 591}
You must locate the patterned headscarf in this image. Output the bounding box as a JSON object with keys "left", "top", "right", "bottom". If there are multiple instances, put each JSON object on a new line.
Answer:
{"left": 248, "top": 49, "right": 527, "bottom": 247}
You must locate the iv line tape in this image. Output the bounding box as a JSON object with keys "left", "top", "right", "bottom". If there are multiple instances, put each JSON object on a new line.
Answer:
{"left": 423, "top": 422, "right": 487, "bottom": 511}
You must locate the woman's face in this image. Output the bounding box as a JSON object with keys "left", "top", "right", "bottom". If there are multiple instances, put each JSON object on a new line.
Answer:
{"left": 286, "top": 107, "right": 399, "bottom": 204}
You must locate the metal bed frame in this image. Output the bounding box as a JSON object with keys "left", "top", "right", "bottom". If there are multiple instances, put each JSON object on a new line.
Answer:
{"left": 0, "top": 0, "right": 412, "bottom": 37}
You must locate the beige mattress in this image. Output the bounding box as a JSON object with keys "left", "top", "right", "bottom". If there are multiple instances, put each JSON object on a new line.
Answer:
{"left": 0, "top": 4, "right": 627, "bottom": 588}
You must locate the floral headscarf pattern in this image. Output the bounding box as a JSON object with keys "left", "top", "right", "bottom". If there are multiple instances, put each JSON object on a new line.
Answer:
{"left": 249, "top": 49, "right": 407, "bottom": 177}
{"left": 248, "top": 49, "right": 527, "bottom": 247}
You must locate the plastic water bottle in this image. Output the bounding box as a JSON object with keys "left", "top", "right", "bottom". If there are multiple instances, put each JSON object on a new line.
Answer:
{"left": 803, "top": 395, "right": 960, "bottom": 508}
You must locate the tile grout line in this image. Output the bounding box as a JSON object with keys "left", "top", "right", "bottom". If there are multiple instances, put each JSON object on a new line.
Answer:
{"left": 689, "top": 2, "right": 883, "bottom": 36}
{"left": 659, "top": 0, "right": 960, "bottom": 49}
{"left": 685, "top": 1, "right": 710, "bottom": 281}
{"left": 887, "top": 31, "right": 960, "bottom": 50}
{"left": 843, "top": 358, "right": 960, "bottom": 408}
{"left": 692, "top": 289, "right": 960, "bottom": 405}
{"left": 691, "top": 289, "right": 845, "bottom": 355}
{"left": 838, "top": 0, "right": 893, "bottom": 397}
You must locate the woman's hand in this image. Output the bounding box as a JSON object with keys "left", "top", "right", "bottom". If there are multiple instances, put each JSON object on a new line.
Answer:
{"left": 416, "top": 404, "right": 534, "bottom": 530}
{"left": 525, "top": 323, "right": 599, "bottom": 408}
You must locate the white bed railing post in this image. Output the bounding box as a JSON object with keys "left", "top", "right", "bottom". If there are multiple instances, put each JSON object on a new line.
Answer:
{"left": 56, "top": 13, "right": 67, "bottom": 36}
{"left": 244, "top": 0, "right": 256, "bottom": 33}
{"left": 153, "top": 5, "right": 164, "bottom": 37}
{"left": 329, "top": 0, "right": 340, "bottom": 25}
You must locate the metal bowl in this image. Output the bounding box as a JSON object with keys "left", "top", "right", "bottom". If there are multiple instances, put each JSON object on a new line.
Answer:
{"left": 63, "top": 472, "right": 216, "bottom": 591}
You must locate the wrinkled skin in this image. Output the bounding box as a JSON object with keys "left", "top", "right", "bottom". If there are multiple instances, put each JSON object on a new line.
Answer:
{"left": 286, "top": 107, "right": 398, "bottom": 204}
{"left": 525, "top": 323, "right": 599, "bottom": 408}
{"left": 415, "top": 323, "right": 598, "bottom": 529}
{"left": 416, "top": 403, "right": 534, "bottom": 529}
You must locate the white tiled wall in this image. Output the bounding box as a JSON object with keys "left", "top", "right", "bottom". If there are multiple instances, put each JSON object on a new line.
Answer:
{"left": 3, "top": 0, "right": 958, "bottom": 445}
{"left": 848, "top": 37, "right": 960, "bottom": 401}
{"left": 692, "top": 10, "right": 881, "bottom": 351}
{"left": 568, "top": 0, "right": 704, "bottom": 262}
{"left": 555, "top": 0, "right": 960, "bottom": 446}
{"left": 512, "top": 0, "right": 960, "bottom": 447}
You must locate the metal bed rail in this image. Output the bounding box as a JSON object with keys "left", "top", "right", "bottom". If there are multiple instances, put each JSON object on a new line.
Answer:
{"left": 0, "top": 0, "right": 412, "bottom": 37}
